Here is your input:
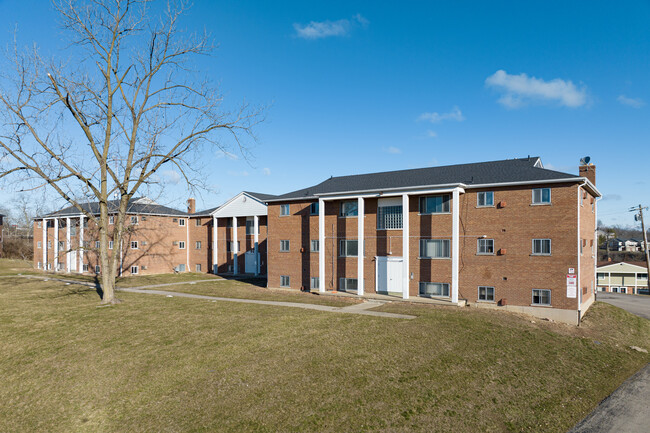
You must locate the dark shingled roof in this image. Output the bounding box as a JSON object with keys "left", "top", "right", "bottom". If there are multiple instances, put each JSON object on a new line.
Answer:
{"left": 267, "top": 157, "right": 583, "bottom": 202}
{"left": 39, "top": 197, "right": 187, "bottom": 218}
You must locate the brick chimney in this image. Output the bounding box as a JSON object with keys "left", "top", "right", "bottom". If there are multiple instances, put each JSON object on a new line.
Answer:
{"left": 579, "top": 164, "right": 596, "bottom": 185}
{"left": 187, "top": 198, "right": 196, "bottom": 214}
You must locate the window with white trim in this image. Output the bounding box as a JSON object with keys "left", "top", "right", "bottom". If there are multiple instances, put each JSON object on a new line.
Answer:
{"left": 95, "top": 241, "right": 100, "bottom": 249}
{"left": 109, "top": 241, "right": 114, "bottom": 250}
{"left": 109, "top": 216, "right": 114, "bottom": 224}
{"left": 131, "top": 241, "right": 138, "bottom": 249}
{"left": 131, "top": 216, "right": 139, "bottom": 224}
{"left": 532, "top": 239, "right": 551, "bottom": 255}
{"left": 196, "top": 264, "right": 202, "bottom": 272}
{"left": 310, "top": 202, "right": 319, "bottom": 215}
{"left": 280, "top": 275, "right": 290, "bottom": 287}
{"left": 37, "top": 241, "right": 42, "bottom": 249}
{"left": 179, "top": 219, "right": 186, "bottom": 226}
{"left": 178, "top": 264, "right": 186, "bottom": 272}
{"left": 310, "top": 277, "right": 319, "bottom": 289}
{"left": 532, "top": 289, "right": 551, "bottom": 306}
{"left": 311, "top": 240, "right": 319, "bottom": 252}
{"left": 37, "top": 262, "right": 42, "bottom": 269}
{"left": 58, "top": 241, "right": 64, "bottom": 250}
{"left": 195, "top": 241, "right": 201, "bottom": 249}
{"left": 419, "top": 195, "right": 450, "bottom": 214}
{"left": 532, "top": 188, "right": 551, "bottom": 204}
{"left": 195, "top": 218, "right": 202, "bottom": 226}
{"left": 227, "top": 241, "right": 240, "bottom": 253}
{"left": 419, "top": 282, "right": 449, "bottom": 297}
{"left": 280, "top": 204, "right": 290, "bottom": 216}
{"left": 419, "top": 239, "right": 450, "bottom": 258}
{"left": 94, "top": 265, "right": 101, "bottom": 274}
{"left": 340, "top": 201, "right": 358, "bottom": 217}
{"left": 280, "top": 240, "right": 290, "bottom": 252}
{"left": 37, "top": 221, "right": 42, "bottom": 228}
{"left": 179, "top": 241, "right": 185, "bottom": 249}
{"left": 477, "top": 239, "right": 494, "bottom": 255}
{"left": 339, "top": 278, "right": 358, "bottom": 291}
{"left": 478, "top": 286, "right": 495, "bottom": 302}
{"left": 339, "top": 240, "right": 359, "bottom": 257}
{"left": 377, "top": 205, "right": 403, "bottom": 230}
{"left": 131, "top": 266, "right": 138, "bottom": 274}
{"left": 48, "top": 241, "right": 52, "bottom": 249}
{"left": 477, "top": 191, "right": 494, "bottom": 207}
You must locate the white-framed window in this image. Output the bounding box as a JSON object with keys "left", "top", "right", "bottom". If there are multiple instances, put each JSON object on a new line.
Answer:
{"left": 245, "top": 219, "right": 260, "bottom": 235}
{"left": 339, "top": 278, "right": 358, "bottom": 291}
{"left": 532, "top": 239, "right": 551, "bottom": 255}
{"left": 58, "top": 241, "right": 64, "bottom": 250}
{"left": 95, "top": 241, "right": 100, "bottom": 249}
{"left": 310, "top": 202, "right": 319, "bottom": 215}
{"left": 37, "top": 262, "right": 42, "bottom": 269}
{"left": 131, "top": 241, "right": 138, "bottom": 249}
{"left": 477, "top": 239, "right": 495, "bottom": 255}
{"left": 419, "top": 282, "right": 449, "bottom": 297}
{"left": 82, "top": 264, "right": 89, "bottom": 272}
{"left": 179, "top": 241, "right": 185, "bottom": 249}
{"left": 532, "top": 289, "right": 551, "bottom": 306}
{"left": 109, "top": 216, "right": 114, "bottom": 224}
{"left": 638, "top": 273, "right": 648, "bottom": 281}
{"left": 195, "top": 241, "right": 201, "bottom": 249}
{"left": 94, "top": 265, "right": 101, "bottom": 274}
{"left": 227, "top": 241, "right": 240, "bottom": 253}
{"left": 178, "top": 264, "right": 186, "bottom": 272}
{"left": 47, "top": 263, "right": 52, "bottom": 270}
{"left": 310, "top": 240, "right": 319, "bottom": 252}
{"left": 280, "top": 275, "right": 290, "bottom": 287}
{"left": 37, "top": 221, "right": 42, "bottom": 228}
{"left": 37, "top": 241, "right": 42, "bottom": 249}
{"left": 280, "top": 240, "right": 290, "bottom": 252}
{"left": 310, "top": 277, "right": 319, "bottom": 289}
{"left": 131, "top": 266, "right": 138, "bottom": 274}
{"left": 597, "top": 273, "right": 606, "bottom": 280}
{"left": 477, "top": 191, "right": 494, "bottom": 207}
{"left": 195, "top": 218, "right": 202, "bottom": 226}
{"left": 532, "top": 188, "right": 551, "bottom": 205}
{"left": 419, "top": 194, "right": 450, "bottom": 214}
{"left": 130, "top": 215, "right": 138, "bottom": 224}
{"left": 340, "top": 201, "right": 358, "bottom": 217}
{"left": 419, "top": 239, "right": 450, "bottom": 259}
{"left": 377, "top": 205, "right": 403, "bottom": 230}
{"left": 280, "top": 204, "right": 290, "bottom": 216}
{"left": 196, "top": 264, "right": 201, "bottom": 272}
{"left": 339, "top": 240, "right": 359, "bottom": 257}
{"left": 109, "top": 241, "right": 114, "bottom": 250}
{"left": 48, "top": 241, "right": 52, "bottom": 249}
{"left": 179, "top": 218, "right": 186, "bottom": 226}
{"left": 478, "top": 286, "right": 495, "bottom": 302}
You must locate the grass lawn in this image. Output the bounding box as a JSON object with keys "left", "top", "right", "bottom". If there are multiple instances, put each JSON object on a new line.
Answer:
{"left": 1, "top": 260, "right": 649, "bottom": 432}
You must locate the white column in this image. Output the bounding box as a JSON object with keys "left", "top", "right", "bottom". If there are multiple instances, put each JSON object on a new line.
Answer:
{"left": 451, "top": 188, "right": 460, "bottom": 303}
{"left": 634, "top": 272, "right": 637, "bottom": 294}
{"left": 608, "top": 271, "right": 611, "bottom": 291}
{"left": 402, "top": 194, "right": 410, "bottom": 300}
{"left": 232, "top": 216, "right": 238, "bottom": 275}
{"left": 318, "top": 198, "right": 325, "bottom": 293}
{"left": 53, "top": 218, "right": 59, "bottom": 272}
{"left": 254, "top": 215, "right": 260, "bottom": 276}
{"left": 79, "top": 216, "right": 84, "bottom": 272}
{"left": 186, "top": 217, "right": 190, "bottom": 272}
{"left": 212, "top": 216, "right": 218, "bottom": 274}
{"left": 358, "top": 197, "right": 364, "bottom": 296}
{"left": 66, "top": 217, "right": 71, "bottom": 273}
{"left": 42, "top": 219, "right": 47, "bottom": 270}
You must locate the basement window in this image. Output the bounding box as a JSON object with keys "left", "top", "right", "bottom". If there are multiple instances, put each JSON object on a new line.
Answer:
{"left": 339, "top": 278, "right": 358, "bottom": 292}
{"left": 532, "top": 289, "right": 551, "bottom": 306}
{"left": 131, "top": 266, "right": 138, "bottom": 275}
{"left": 478, "top": 286, "right": 495, "bottom": 302}
{"left": 419, "top": 282, "right": 449, "bottom": 297}
{"left": 310, "top": 277, "right": 319, "bottom": 289}
{"left": 280, "top": 275, "right": 290, "bottom": 287}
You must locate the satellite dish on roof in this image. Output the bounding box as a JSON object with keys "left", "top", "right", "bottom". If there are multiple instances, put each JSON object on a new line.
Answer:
{"left": 580, "top": 156, "right": 591, "bottom": 165}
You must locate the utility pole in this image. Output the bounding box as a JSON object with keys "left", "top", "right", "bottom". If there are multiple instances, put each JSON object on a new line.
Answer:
{"left": 630, "top": 205, "right": 650, "bottom": 294}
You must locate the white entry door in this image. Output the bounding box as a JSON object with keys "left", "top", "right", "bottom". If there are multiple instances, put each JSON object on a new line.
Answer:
{"left": 245, "top": 251, "right": 258, "bottom": 274}
{"left": 376, "top": 256, "right": 403, "bottom": 293}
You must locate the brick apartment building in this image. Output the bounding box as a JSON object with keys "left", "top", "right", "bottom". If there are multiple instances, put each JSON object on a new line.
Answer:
{"left": 265, "top": 157, "right": 600, "bottom": 325}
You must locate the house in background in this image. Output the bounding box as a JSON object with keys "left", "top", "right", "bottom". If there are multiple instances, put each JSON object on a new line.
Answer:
{"left": 265, "top": 157, "right": 599, "bottom": 325}
{"left": 597, "top": 261, "right": 649, "bottom": 294}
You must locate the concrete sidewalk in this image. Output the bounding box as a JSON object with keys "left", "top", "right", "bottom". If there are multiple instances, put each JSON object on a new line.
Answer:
{"left": 569, "top": 363, "right": 650, "bottom": 433}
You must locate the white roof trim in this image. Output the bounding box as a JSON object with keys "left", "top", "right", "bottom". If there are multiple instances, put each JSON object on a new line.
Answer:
{"left": 209, "top": 191, "right": 268, "bottom": 217}
{"left": 597, "top": 262, "right": 648, "bottom": 271}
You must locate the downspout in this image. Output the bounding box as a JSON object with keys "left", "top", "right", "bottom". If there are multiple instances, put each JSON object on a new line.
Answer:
{"left": 594, "top": 195, "right": 602, "bottom": 301}
{"left": 577, "top": 182, "right": 583, "bottom": 325}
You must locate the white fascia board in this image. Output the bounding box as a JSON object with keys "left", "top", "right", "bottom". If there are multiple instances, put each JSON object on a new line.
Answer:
{"left": 316, "top": 184, "right": 466, "bottom": 200}
{"left": 212, "top": 191, "right": 268, "bottom": 218}
{"left": 466, "top": 177, "right": 601, "bottom": 197}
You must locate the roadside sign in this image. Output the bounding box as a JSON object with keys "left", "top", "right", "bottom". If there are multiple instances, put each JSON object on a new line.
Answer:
{"left": 567, "top": 274, "right": 577, "bottom": 298}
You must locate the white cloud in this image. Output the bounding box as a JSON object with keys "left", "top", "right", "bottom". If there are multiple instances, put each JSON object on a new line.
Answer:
{"left": 485, "top": 70, "right": 588, "bottom": 108}
{"left": 386, "top": 146, "right": 401, "bottom": 154}
{"left": 617, "top": 95, "right": 645, "bottom": 108}
{"left": 262, "top": 167, "right": 271, "bottom": 176}
{"left": 161, "top": 169, "right": 181, "bottom": 185}
{"left": 418, "top": 106, "right": 465, "bottom": 123}
{"left": 294, "top": 14, "right": 368, "bottom": 39}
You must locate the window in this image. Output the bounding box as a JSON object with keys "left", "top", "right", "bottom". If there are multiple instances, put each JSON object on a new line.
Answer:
{"left": 95, "top": 241, "right": 100, "bottom": 249}
{"left": 196, "top": 264, "right": 202, "bottom": 272}
{"left": 131, "top": 216, "right": 138, "bottom": 224}
{"left": 339, "top": 240, "right": 359, "bottom": 257}
{"left": 179, "top": 218, "right": 186, "bottom": 226}
{"left": 227, "top": 241, "right": 240, "bottom": 253}
{"left": 109, "top": 241, "right": 114, "bottom": 250}
{"left": 109, "top": 216, "right": 114, "bottom": 224}
{"left": 131, "top": 241, "right": 138, "bottom": 249}
{"left": 377, "top": 205, "right": 403, "bottom": 229}
{"left": 37, "top": 221, "right": 42, "bottom": 228}
{"left": 532, "top": 188, "right": 551, "bottom": 204}
{"left": 477, "top": 239, "right": 494, "bottom": 255}
{"left": 280, "top": 275, "right": 290, "bottom": 287}
{"left": 310, "top": 202, "right": 319, "bottom": 215}
{"left": 532, "top": 289, "right": 551, "bottom": 306}
{"left": 195, "top": 218, "right": 201, "bottom": 226}
{"left": 478, "top": 286, "right": 495, "bottom": 302}
{"left": 195, "top": 241, "right": 201, "bottom": 249}
{"left": 70, "top": 227, "right": 77, "bottom": 236}
{"left": 420, "top": 194, "right": 450, "bottom": 214}
{"left": 280, "top": 204, "right": 290, "bottom": 216}
{"left": 597, "top": 273, "right": 606, "bottom": 280}
{"left": 339, "top": 278, "right": 358, "bottom": 291}
{"left": 37, "top": 241, "right": 42, "bottom": 249}
{"left": 94, "top": 265, "right": 101, "bottom": 274}
{"left": 58, "top": 241, "right": 64, "bottom": 250}
{"left": 419, "top": 239, "right": 450, "bottom": 258}
{"left": 280, "top": 240, "right": 290, "bottom": 252}
{"left": 83, "top": 241, "right": 89, "bottom": 248}
{"left": 48, "top": 241, "right": 52, "bottom": 249}
{"left": 340, "top": 201, "right": 358, "bottom": 217}
{"left": 419, "top": 282, "right": 449, "bottom": 297}
{"left": 477, "top": 191, "right": 494, "bottom": 207}
{"left": 639, "top": 274, "right": 648, "bottom": 281}
{"left": 131, "top": 266, "right": 138, "bottom": 274}
{"left": 178, "top": 264, "right": 186, "bottom": 272}
{"left": 532, "top": 239, "right": 551, "bottom": 255}
{"left": 179, "top": 241, "right": 185, "bottom": 249}
{"left": 37, "top": 262, "right": 42, "bottom": 269}
{"left": 246, "top": 220, "right": 259, "bottom": 235}
{"left": 311, "top": 240, "right": 319, "bottom": 252}
{"left": 310, "top": 277, "right": 319, "bottom": 289}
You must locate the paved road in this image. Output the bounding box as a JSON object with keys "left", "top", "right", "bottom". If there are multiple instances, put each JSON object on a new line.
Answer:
{"left": 596, "top": 292, "right": 650, "bottom": 320}
{"left": 569, "top": 363, "right": 650, "bottom": 433}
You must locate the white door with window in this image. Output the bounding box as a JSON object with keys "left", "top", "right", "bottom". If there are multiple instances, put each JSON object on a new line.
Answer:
{"left": 245, "top": 251, "right": 258, "bottom": 274}
{"left": 376, "top": 256, "right": 403, "bottom": 293}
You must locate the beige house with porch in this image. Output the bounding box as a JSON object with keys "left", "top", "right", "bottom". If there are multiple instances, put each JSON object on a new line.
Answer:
{"left": 597, "top": 261, "right": 649, "bottom": 294}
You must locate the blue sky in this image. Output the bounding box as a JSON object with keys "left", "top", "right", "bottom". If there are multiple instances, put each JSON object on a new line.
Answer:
{"left": 0, "top": 0, "right": 648, "bottom": 226}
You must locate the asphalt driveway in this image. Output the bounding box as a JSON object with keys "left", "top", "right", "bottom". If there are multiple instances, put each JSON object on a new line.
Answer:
{"left": 596, "top": 292, "right": 650, "bottom": 320}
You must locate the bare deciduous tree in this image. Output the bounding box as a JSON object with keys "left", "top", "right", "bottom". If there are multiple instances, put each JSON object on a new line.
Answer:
{"left": 0, "top": 0, "right": 262, "bottom": 304}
